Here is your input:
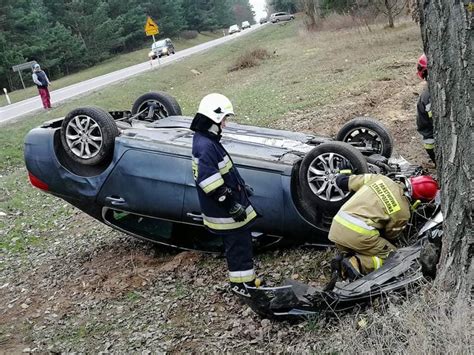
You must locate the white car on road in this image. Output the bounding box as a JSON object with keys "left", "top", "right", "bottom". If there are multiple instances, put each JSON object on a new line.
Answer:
{"left": 228, "top": 24, "right": 240, "bottom": 35}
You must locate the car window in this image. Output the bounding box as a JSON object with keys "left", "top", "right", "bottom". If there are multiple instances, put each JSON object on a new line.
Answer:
{"left": 103, "top": 208, "right": 225, "bottom": 252}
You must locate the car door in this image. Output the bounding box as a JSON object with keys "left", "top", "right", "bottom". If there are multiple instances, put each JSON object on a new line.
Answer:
{"left": 97, "top": 148, "right": 187, "bottom": 221}
{"left": 182, "top": 159, "right": 285, "bottom": 237}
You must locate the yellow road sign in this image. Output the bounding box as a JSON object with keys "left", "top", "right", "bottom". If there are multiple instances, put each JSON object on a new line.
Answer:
{"left": 145, "top": 16, "right": 159, "bottom": 36}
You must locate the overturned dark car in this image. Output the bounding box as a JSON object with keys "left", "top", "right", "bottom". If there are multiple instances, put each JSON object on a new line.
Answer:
{"left": 24, "top": 92, "right": 442, "bottom": 318}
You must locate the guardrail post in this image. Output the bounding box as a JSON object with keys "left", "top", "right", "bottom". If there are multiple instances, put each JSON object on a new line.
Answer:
{"left": 3, "top": 88, "right": 11, "bottom": 105}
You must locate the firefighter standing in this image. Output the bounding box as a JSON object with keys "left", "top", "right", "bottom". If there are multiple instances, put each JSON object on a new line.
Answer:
{"left": 190, "top": 93, "right": 260, "bottom": 297}
{"left": 328, "top": 173, "right": 438, "bottom": 280}
{"left": 416, "top": 54, "right": 436, "bottom": 165}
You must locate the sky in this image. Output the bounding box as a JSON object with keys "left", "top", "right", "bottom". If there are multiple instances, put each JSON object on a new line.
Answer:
{"left": 249, "top": 0, "right": 267, "bottom": 20}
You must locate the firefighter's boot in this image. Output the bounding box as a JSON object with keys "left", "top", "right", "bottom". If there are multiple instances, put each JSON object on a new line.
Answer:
{"left": 324, "top": 254, "right": 343, "bottom": 291}
{"left": 341, "top": 256, "right": 363, "bottom": 281}
{"left": 230, "top": 278, "right": 263, "bottom": 298}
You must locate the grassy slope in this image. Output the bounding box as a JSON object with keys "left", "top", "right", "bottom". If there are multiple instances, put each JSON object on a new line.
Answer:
{"left": 0, "top": 21, "right": 421, "bottom": 173}
{"left": 0, "top": 32, "right": 222, "bottom": 106}
{"left": 6, "top": 19, "right": 468, "bottom": 353}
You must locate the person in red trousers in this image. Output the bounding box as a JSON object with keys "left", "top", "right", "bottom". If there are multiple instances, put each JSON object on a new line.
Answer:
{"left": 32, "top": 63, "right": 52, "bottom": 109}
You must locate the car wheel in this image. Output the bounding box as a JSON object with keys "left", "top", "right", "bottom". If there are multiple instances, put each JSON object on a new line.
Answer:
{"left": 131, "top": 92, "right": 182, "bottom": 122}
{"left": 336, "top": 117, "right": 393, "bottom": 158}
{"left": 60, "top": 107, "right": 119, "bottom": 166}
{"left": 298, "top": 142, "right": 368, "bottom": 211}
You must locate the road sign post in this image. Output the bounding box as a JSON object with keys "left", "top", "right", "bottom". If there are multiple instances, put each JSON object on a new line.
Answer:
{"left": 12, "top": 60, "right": 38, "bottom": 89}
{"left": 145, "top": 16, "right": 159, "bottom": 37}
{"left": 145, "top": 17, "right": 160, "bottom": 66}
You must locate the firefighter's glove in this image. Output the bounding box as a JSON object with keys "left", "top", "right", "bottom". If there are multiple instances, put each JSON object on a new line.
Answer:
{"left": 335, "top": 174, "right": 350, "bottom": 192}
{"left": 245, "top": 184, "right": 254, "bottom": 197}
{"left": 337, "top": 161, "right": 352, "bottom": 175}
{"left": 229, "top": 203, "right": 247, "bottom": 222}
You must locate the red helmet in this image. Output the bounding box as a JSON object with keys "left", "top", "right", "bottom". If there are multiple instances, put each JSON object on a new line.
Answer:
{"left": 409, "top": 176, "right": 439, "bottom": 201}
{"left": 417, "top": 54, "right": 428, "bottom": 80}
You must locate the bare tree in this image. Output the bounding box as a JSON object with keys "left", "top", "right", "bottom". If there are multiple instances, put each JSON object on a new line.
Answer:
{"left": 297, "top": 0, "right": 320, "bottom": 31}
{"left": 265, "top": 0, "right": 276, "bottom": 15}
{"left": 407, "top": 0, "right": 420, "bottom": 23}
{"left": 375, "top": 0, "right": 407, "bottom": 27}
{"left": 418, "top": 0, "right": 473, "bottom": 301}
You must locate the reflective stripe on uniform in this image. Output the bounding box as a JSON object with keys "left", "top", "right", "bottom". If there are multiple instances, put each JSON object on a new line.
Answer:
{"left": 364, "top": 174, "right": 371, "bottom": 184}
{"left": 423, "top": 138, "right": 435, "bottom": 150}
{"left": 199, "top": 172, "right": 224, "bottom": 193}
{"left": 218, "top": 155, "right": 233, "bottom": 175}
{"left": 229, "top": 269, "right": 255, "bottom": 283}
{"left": 203, "top": 206, "right": 257, "bottom": 231}
{"left": 333, "top": 211, "right": 379, "bottom": 237}
{"left": 426, "top": 103, "right": 432, "bottom": 118}
{"left": 372, "top": 256, "right": 383, "bottom": 270}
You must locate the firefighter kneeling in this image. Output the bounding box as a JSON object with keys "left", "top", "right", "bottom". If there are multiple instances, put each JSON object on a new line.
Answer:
{"left": 327, "top": 173, "right": 438, "bottom": 284}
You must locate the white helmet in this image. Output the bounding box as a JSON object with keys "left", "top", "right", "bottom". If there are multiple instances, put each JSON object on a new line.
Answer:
{"left": 197, "top": 93, "right": 234, "bottom": 124}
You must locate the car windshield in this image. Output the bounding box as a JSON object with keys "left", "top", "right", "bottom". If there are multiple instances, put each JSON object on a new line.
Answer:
{"left": 152, "top": 40, "right": 167, "bottom": 49}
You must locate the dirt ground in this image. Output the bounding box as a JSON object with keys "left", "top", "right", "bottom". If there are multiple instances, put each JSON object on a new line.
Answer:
{"left": 274, "top": 64, "right": 432, "bottom": 168}
{"left": 0, "top": 23, "right": 445, "bottom": 354}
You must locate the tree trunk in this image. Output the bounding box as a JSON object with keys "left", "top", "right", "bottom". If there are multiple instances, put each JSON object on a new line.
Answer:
{"left": 384, "top": 0, "right": 398, "bottom": 28}
{"left": 385, "top": 0, "right": 395, "bottom": 27}
{"left": 418, "top": 0, "right": 473, "bottom": 300}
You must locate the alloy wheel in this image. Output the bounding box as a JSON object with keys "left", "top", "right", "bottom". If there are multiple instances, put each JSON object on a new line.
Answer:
{"left": 65, "top": 114, "right": 103, "bottom": 159}
{"left": 306, "top": 152, "right": 352, "bottom": 201}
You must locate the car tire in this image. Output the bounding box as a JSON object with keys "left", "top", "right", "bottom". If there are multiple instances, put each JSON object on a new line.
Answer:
{"left": 60, "top": 107, "right": 119, "bottom": 166}
{"left": 131, "top": 92, "right": 182, "bottom": 122}
{"left": 336, "top": 117, "right": 393, "bottom": 158}
{"left": 298, "top": 141, "right": 368, "bottom": 212}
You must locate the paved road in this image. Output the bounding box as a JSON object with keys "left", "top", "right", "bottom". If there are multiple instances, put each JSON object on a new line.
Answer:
{"left": 0, "top": 25, "right": 264, "bottom": 125}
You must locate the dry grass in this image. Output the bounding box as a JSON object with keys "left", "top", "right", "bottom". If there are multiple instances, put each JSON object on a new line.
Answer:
{"left": 317, "top": 13, "right": 361, "bottom": 31}
{"left": 312, "top": 12, "right": 391, "bottom": 32}
{"left": 180, "top": 30, "right": 198, "bottom": 40}
{"left": 228, "top": 48, "right": 271, "bottom": 72}
{"left": 301, "top": 285, "right": 473, "bottom": 353}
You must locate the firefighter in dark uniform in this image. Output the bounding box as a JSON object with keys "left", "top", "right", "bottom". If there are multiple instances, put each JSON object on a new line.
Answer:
{"left": 190, "top": 93, "right": 260, "bottom": 297}
{"left": 416, "top": 54, "right": 436, "bottom": 165}
{"left": 327, "top": 172, "right": 438, "bottom": 282}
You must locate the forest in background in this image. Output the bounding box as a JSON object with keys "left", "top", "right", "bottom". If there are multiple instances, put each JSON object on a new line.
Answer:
{"left": 0, "top": 0, "right": 255, "bottom": 91}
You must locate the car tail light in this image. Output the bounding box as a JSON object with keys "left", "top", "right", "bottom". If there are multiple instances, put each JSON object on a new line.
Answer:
{"left": 28, "top": 172, "right": 49, "bottom": 191}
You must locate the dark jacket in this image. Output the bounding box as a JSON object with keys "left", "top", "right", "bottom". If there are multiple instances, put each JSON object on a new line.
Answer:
{"left": 192, "top": 130, "right": 256, "bottom": 233}
{"left": 416, "top": 85, "right": 434, "bottom": 146}
{"left": 32, "top": 71, "right": 49, "bottom": 88}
